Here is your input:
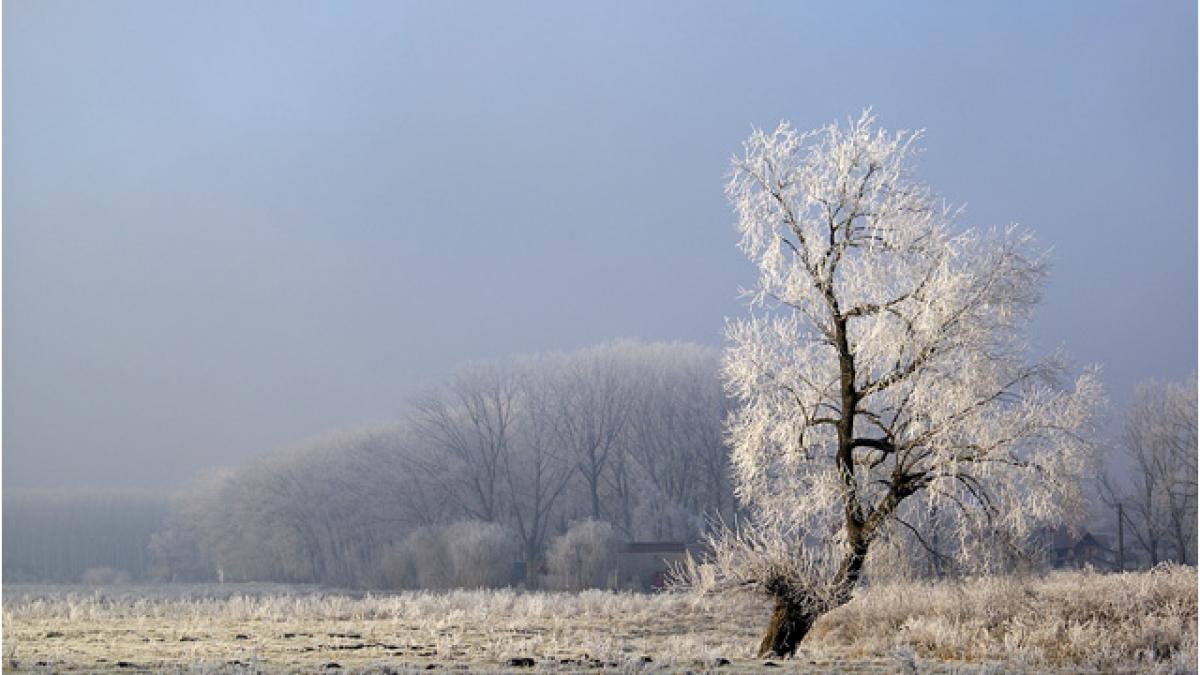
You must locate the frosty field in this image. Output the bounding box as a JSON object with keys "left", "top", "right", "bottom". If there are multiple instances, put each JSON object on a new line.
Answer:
{"left": 2, "top": 566, "right": 1196, "bottom": 674}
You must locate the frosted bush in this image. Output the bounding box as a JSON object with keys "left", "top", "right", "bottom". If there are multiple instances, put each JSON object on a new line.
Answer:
{"left": 546, "top": 519, "right": 618, "bottom": 590}
{"left": 376, "top": 544, "right": 416, "bottom": 589}
{"left": 389, "top": 526, "right": 451, "bottom": 589}
{"left": 382, "top": 521, "right": 517, "bottom": 589}
{"left": 442, "top": 520, "right": 518, "bottom": 589}
{"left": 79, "top": 567, "right": 130, "bottom": 585}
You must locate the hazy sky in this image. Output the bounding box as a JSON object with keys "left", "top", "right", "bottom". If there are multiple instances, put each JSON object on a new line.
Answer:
{"left": 5, "top": 1, "right": 1196, "bottom": 490}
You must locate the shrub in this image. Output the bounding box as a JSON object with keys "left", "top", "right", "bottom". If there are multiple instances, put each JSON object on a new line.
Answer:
{"left": 443, "top": 521, "right": 518, "bottom": 589}
{"left": 80, "top": 567, "right": 130, "bottom": 585}
{"left": 547, "top": 519, "right": 618, "bottom": 590}
{"left": 382, "top": 521, "right": 516, "bottom": 589}
{"left": 392, "top": 526, "right": 451, "bottom": 589}
{"left": 377, "top": 544, "right": 418, "bottom": 589}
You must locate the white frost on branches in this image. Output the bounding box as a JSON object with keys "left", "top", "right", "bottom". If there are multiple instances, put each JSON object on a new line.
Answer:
{"left": 1102, "top": 376, "right": 1198, "bottom": 565}
{"left": 690, "top": 111, "right": 1102, "bottom": 604}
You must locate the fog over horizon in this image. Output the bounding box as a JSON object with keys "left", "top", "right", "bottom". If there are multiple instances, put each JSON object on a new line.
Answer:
{"left": 5, "top": 0, "right": 1196, "bottom": 492}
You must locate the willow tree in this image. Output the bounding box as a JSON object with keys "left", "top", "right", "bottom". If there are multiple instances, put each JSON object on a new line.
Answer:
{"left": 687, "top": 112, "right": 1101, "bottom": 656}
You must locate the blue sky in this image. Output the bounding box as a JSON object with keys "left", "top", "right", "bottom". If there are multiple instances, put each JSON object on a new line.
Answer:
{"left": 5, "top": 0, "right": 1196, "bottom": 489}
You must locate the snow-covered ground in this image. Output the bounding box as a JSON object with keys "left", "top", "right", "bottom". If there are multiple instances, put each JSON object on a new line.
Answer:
{"left": 2, "top": 566, "right": 1194, "bottom": 673}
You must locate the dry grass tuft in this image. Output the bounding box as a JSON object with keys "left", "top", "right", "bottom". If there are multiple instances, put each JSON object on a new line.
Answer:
{"left": 812, "top": 563, "right": 1197, "bottom": 672}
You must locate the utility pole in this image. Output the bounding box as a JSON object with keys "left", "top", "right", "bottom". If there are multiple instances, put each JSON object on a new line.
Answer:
{"left": 1116, "top": 502, "right": 1125, "bottom": 572}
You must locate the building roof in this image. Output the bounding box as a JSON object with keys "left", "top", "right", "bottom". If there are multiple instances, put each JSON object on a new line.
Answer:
{"left": 619, "top": 542, "right": 687, "bottom": 554}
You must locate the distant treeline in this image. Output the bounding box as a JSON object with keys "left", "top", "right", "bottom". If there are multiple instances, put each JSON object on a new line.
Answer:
{"left": 3, "top": 490, "right": 169, "bottom": 582}
{"left": 7, "top": 343, "right": 1192, "bottom": 588}
{"left": 149, "top": 340, "right": 738, "bottom": 588}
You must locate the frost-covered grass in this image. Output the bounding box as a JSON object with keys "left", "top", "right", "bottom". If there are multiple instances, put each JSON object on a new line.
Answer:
{"left": 2, "top": 566, "right": 1195, "bottom": 673}
{"left": 812, "top": 564, "right": 1197, "bottom": 673}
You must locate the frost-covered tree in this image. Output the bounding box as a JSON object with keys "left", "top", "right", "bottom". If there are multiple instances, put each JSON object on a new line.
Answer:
{"left": 1102, "top": 376, "right": 1198, "bottom": 566}
{"left": 409, "top": 364, "right": 520, "bottom": 523}
{"left": 546, "top": 345, "right": 634, "bottom": 523}
{"left": 502, "top": 362, "right": 577, "bottom": 586}
{"left": 625, "top": 342, "right": 736, "bottom": 534}
{"left": 684, "top": 112, "right": 1102, "bottom": 656}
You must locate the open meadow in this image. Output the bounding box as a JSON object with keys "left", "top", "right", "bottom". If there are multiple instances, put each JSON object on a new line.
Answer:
{"left": 2, "top": 566, "right": 1195, "bottom": 674}
{"left": 5, "top": 1, "right": 1197, "bottom": 672}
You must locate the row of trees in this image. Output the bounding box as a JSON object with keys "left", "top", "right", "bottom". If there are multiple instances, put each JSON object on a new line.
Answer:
{"left": 150, "top": 340, "right": 736, "bottom": 587}
{"left": 6, "top": 353, "right": 1186, "bottom": 589}
{"left": 3, "top": 490, "right": 168, "bottom": 582}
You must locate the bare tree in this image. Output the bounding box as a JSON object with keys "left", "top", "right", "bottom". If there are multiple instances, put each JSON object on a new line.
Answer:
{"left": 546, "top": 345, "right": 634, "bottom": 523}
{"left": 350, "top": 426, "right": 458, "bottom": 530}
{"left": 409, "top": 364, "right": 520, "bottom": 523}
{"left": 151, "top": 427, "right": 444, "bottom": 587}
{"left": 625, "top": 342, "right": 735, "bottom": 532}
{"left": 679, "top": 112, "right": 1101, "bottom": 656}
{"left": 1102, "top": 376, "right": 1198, "bottom": 566}
{"left": 501, "top": 362, "right": 577, "bottom": 585}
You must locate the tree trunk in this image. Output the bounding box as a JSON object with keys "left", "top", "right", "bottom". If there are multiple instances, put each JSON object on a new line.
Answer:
{"left": 758, "top": 544, "right": 867, "bottom": 657}
{"left": 525, "top": 558, "right": 540, "bottom": 590}
{"left": 757, "top": 598, "right": 818, "bottom": 658}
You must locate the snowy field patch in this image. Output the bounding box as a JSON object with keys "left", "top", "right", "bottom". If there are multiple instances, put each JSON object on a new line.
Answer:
{"left": 3, "top": 567, "right": 1194, "bottom": 673}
